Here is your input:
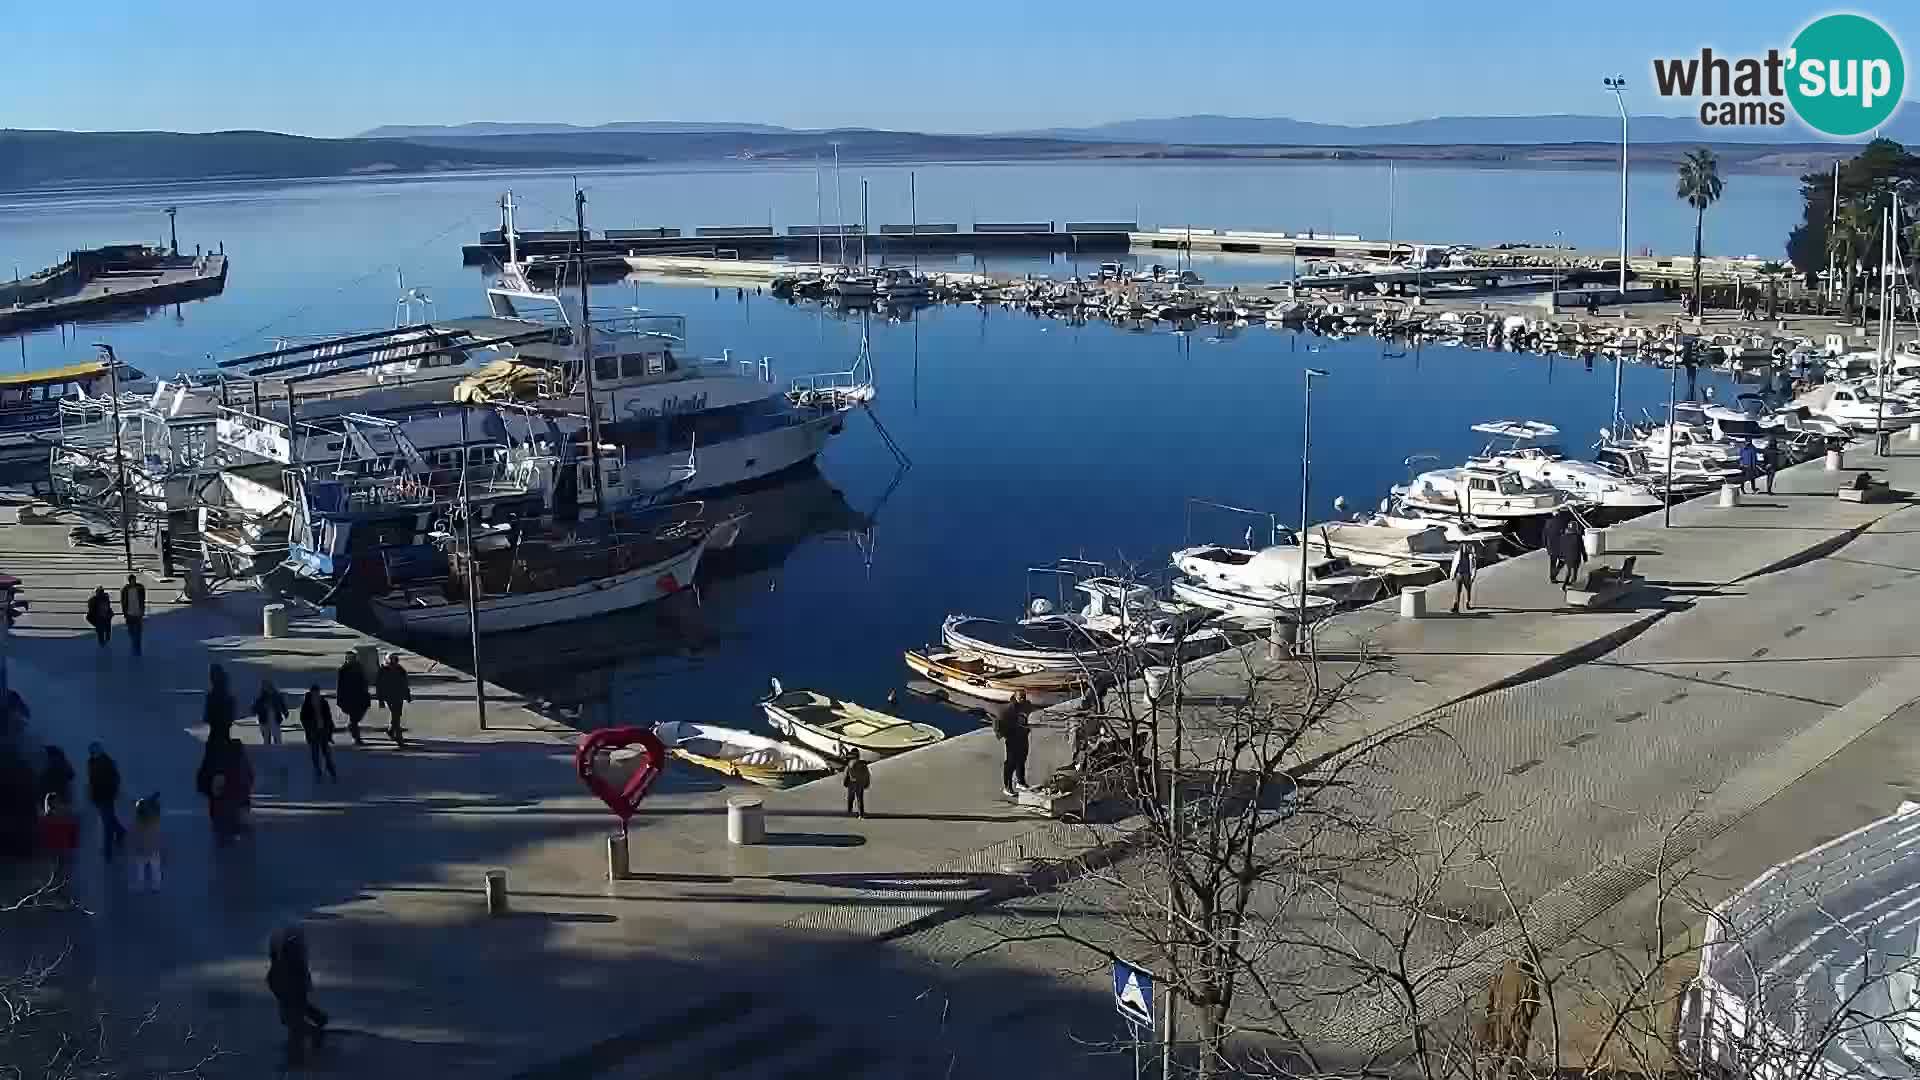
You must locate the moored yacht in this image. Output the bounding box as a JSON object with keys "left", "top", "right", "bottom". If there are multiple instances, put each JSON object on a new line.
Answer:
{"left": 1470, "top": 420, "right": 1661, "bottom": 523}
{"left": 1173, "top": 542, "right": 1386, "bottom": 606}
{"left": 1390, "top": 459, "right": 1572, "bottom": 542}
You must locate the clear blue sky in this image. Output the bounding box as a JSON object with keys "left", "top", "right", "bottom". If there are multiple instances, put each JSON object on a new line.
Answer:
{"left": 5, "top": 0, "right": 1915, "bottom": 136}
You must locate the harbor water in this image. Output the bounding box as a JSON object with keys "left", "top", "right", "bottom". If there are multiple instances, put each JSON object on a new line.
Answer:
{"left": 0, "top": 162, "right": 1756, "bottom": 731}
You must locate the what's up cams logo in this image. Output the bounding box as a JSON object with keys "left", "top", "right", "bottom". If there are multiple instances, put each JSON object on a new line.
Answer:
{"left": 1652, "top": 13, "right": 1904, "bottom": 136}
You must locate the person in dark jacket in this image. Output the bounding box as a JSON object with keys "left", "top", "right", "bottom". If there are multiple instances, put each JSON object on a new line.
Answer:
{"left": 1557, "top": 519, "right": 1587, "bottom": 591}
{"left": 375, "top": 654, "right": 411, "bottom": 747}
{"left": 841, "top": 746, "right": 870, "bottom": 817}
{"left": 299, "top": 686, "right": 337, "bottom": 782}
{"left": 119, "top": 574, "right": 147, "bottom": 656}
{"left": 195, "top": 732, "right": 252, "bottom": 845}
{"left": 994, "top": 694, "right": 1033, "bottom": 796}
{"left": 267, "top": 925, "right": 328, "bottom": 1067}
{"left": 204, "top": 664, "right": 235, "bottom": 742}
{"left": 38, "top": 745, "right": 75, "bottom": 806}
{"left": 1761, "top": 438, "right": 1779, "bottom": 495}
{"left": 1542, "top": 511, "right": 1568, "bottom": 584}
{"left": 1737, "top": 439, "right": 1760, "bottom": 494}
{"left": 335, "top": 654, "right": 371, "bottom": 746}
{"left": 86, "top": 742, "right": 125, "bottom": 859}
{"left": 85, "top": 586, "right": 113, "bottom": 647}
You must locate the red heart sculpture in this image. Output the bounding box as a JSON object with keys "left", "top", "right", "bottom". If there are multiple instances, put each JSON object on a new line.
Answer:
{"left": 576, "top": 727, "right": 668, "bottom": 827}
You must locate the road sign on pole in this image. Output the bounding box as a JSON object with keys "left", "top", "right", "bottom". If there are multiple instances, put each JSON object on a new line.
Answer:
{"left": 1114, "top": 959, "right": 1154, "bottom": 1030}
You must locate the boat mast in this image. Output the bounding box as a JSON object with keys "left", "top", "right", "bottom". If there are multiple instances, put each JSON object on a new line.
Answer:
{"left": 860, "top": 178, "right": 869, "bottom": 270}
{"left": 502, "top": 190, "right": 520, "bottom": 267}
{"left": 814, "top": 157, "right": 824, "bottom": 268}
{"left": 910, "top": 170, "right": 918, "bottom": 275}
{"left": 833, "top": 142, "right": 845, "bottom": 267}
{"left": 575, "top": 186, "right": 606, "bottom": 513}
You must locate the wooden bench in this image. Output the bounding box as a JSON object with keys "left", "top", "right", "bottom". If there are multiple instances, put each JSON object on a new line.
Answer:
{"left": 1564, "top": 556, "right": 1645, "bottom": 609}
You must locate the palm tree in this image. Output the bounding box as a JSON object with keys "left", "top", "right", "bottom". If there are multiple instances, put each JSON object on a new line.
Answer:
{"left": 1676, "top": 148, "right": 1725, "bottom": 318}
{"left": 1830, "top": 202, "right": 1871, "bottom": 322}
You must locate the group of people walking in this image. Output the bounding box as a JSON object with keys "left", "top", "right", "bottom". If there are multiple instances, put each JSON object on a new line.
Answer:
{"left": 84, "top": 574, "right": 147, "bottom": 655}
{"left": 252, "top": 651, "right": 413, "bottom": 783}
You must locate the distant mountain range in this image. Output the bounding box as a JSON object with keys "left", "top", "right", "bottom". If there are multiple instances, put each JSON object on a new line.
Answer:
{"left": 370, "top": 110, "right": 1920, "bottom": 146}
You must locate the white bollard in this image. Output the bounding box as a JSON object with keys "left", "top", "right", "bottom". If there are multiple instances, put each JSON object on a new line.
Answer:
{"left": 607, "top": 832, "right": 630, "bottom": 880}
{"left": 1583, "top": 528, "right": 1608, "bottom": 558}
{"left": 727, "top": 795, "right": 765, "bottom": 846}
{"left": 1907, "top": 423, "right": 1920, "bottom": 443}
{"left": 1826, "top": 448, "right": 1845, "bottom": 471}
{"left": 1719, "top": 483, "right": 1741, "bottom": 508}
{"left": 483, "top": 869, "right": 509, "bottom": 916}
{"left": 262, "top": 603, "right": 289, "bottom": 638}
{"left": 1399, "top": 586, "right": 1427, "bottom": 620}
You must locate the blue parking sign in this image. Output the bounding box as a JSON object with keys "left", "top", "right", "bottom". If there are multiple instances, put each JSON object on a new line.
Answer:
{"left": 1113, "top": 959, "right": 1154, "bottom": 1029}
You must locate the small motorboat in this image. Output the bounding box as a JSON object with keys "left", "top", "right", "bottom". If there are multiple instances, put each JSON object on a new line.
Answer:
{"left": 760, "top": 683, "right": 947, "bottom": 762}
{"left": 1168, "top": 576, "right": 1338, "bottom": 626}
{"left": 903, "top": 647, "right": 1089, "bottom": 705}
{"left": 940, "top": 614, "right": 1131, "bottom": 672}
{"left": 651, "top": 720, "right": 836, "bottom": 788}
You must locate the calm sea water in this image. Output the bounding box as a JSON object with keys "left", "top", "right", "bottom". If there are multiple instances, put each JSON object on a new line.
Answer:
{"left": 0, "top": 161, "right": 1758, "bottom": 730}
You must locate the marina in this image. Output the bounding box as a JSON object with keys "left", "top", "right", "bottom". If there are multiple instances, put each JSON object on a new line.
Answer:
{"left": 11, "top": 152, "right": 1920, "bottom": 1074}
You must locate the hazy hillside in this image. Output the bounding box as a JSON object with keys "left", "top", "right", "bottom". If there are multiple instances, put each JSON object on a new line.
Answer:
{"left": 1015, "top": 111, "right": 1920, "bottom": 146}
{"left": 0, "top": 129, "right": 646, "bottom": 190}
{"left": 361, "top": 120, "right": 794, "bottom": 139}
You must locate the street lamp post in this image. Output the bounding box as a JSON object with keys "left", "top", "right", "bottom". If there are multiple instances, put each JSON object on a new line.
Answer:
{"left": 1299, "top": 368, "right": 1329, "bottom": 645}
{"left": 92, "top": 344, "right": 134, "bottom": 572}
{"left": 1664, "top": 355, "right": 1677, "bottom": 528}
{"left": 1604, "top": 76, "right": 1629, "bottom": 307}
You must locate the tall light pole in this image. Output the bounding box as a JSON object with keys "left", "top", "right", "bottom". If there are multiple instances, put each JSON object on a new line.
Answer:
{"left": 1664, "top": 355, "right": 1677, "bottom": 528}
{"left": 163, "top": 207, "right": 179, "bottom": 256}
{"left": 1299, "top": 368, "right": 1329, "bottom": 641}
{"left": 92, "top": 344, "right": 135, "bottom": 572}
{"left": 1605, "top": 75, "right": 1630, "bottom": 440}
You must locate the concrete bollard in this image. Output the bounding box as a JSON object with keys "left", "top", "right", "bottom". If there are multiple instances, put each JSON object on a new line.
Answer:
{"left": 607, "top": 832, "right": 629, "bottom": 881}
{"left": 1583, "top": 528, "right": 1608, "bottom": 558}
{"left": 1399, "top": 586, "right": 1427, "bottom": 620}
{"left": 1826, "top": 448, "right": 1845, "bottom": 472}
{"left": 1908, "top": 423, "right": 1920, "bottom": 443}
{"left": 727, "top": 796, "right": 765, "bottom": 846}
{"left": 483, "top": 869, "right": 509, "bottom": 916}
{"left": 1719, "top": 483, "right": 1742, "bottom": 508}
{"left": 262, "top": 603, "right": 289, "bottom": 638}
{"left": 1267, "top": 617, "right": 1296, "bottom": 660}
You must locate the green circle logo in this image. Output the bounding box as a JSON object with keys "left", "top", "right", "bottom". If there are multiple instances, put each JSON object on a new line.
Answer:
{"left": 1788, "top": 14, "right": 1905, "bottom": 136}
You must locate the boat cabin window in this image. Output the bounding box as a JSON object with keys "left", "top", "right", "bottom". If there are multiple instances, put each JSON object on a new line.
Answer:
{"left": 1468, "top": 476, "right": 1497, "bottom": 493}
{"left": 619, "top": 353, "right": 651, "bottom": 379}
{"left": 595, "top": 356, "right": 619, "bottom": 383}
{"left": 0, "top": 388, "right": 27, "bottom": 405}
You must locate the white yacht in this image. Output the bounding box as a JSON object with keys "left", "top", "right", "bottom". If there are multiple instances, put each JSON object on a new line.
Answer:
{"left": 1304, "top": 521, "right": 1450, "bottom": 590}
{"left": 1172, "top": 542, "right": 1385, "bottom": 607}
{"left": 1593, "top": 442, "right": 1740, "bottom": 497}
{"left": 1391, "top": 460, "right": 1572, "bottom": 534}
{"left": 1793, "top": 380, "right": 1920, "bottom": 432}
{"left": 1470, "top": 421, "right": 1662, "bottom": 522}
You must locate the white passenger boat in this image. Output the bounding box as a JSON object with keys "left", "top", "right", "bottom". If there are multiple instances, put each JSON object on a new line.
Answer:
{"left": 1470, "top": 420, "right": 1662, "bottom": 522}
{"left": 760, "top": 684, "right": 945, "bottom": 762}
{"left": 1173, "top": 543, "right": 1385, "bottom": 606}
{"left": 1794, "top": 381, "right": 1920, "bottom": 431}
{"left": 1391, "top": 460, "right": 1572, "bottom": 526}
{"left": 651, "top": 720, "right": 836, "bottom": 787}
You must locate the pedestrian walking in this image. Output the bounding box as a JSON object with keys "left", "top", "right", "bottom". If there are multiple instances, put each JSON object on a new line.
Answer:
{"left": 335, "top": 654, "right": 370, "bottom": 746}
{"left": 38, "top": 744, "right": 74, "bottom": 806}
{"left": 1761, "top": 438, "right": 1778, "bottom": 494}
{"left": 995, "top": 693, "right": 1033, "bottom": 796}
{"left": 299, "top": 686, "right": 337, "bottom": 782}
{"left": 204, "top": 663, "right": 235, "bottom": 742}
{"left": 37, "top": 792, "right": 79, "bottom": 894}
{"left": 195, "top": 732, "right": 252, "bottom": 845}
{"left": 1737, "top": 439, "right": 1759, "bottom": 494}
{"left": 266, "top": 926, "right": 329, "bottom": 1068}
{"left": 375, "top": 653, "right": 411, "bottom": 746}
{"left": 85, "top": 586, "right": 113, "bottom": 647}
{"left": 1558, "top": 519, "right": 1587, "bottom": 591}
{"left": 253, "top": 679, "right": 288, "bottom": 747}
{"left": 119, "top": 573, "right": 146, "bottom": 656}
{"left": 841, "top": 746, "right": 870, "bottom": 818}
{"left": 1542, "top": 511, "right": 1567, "bottom": 584}
{"left": 86, "top": 742, "right": 126, "bottom": 859}
{"left": 1449, "top": 543, "right": 1477, "bottom": 613}
{"left": 128, "top": 793, "right": 163, "bottom": 892}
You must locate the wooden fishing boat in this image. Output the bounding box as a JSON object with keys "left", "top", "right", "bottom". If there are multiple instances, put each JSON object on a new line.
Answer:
{"left": 760, "top": 684, "right": 946, "bottom": 762}
{"left": 651, "top": 721, "right": 836, "bottom": 788}
{"left": 902, "top": 648, "right": 1088, "bottom": 705}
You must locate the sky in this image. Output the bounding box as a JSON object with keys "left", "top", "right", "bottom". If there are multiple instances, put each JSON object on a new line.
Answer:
{"left": 4, "top": 1, "right": 1917, "bottom": 137}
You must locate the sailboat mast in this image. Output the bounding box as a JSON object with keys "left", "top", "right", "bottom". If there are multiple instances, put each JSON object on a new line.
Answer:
{"left": 814, "top": 158, "right": 824, "bottom": 268}
{"left": 861, "top": 178, "right": 869, "bottom": 269}
{"left": 910, "top": 171, "right": 918, "bottom": 274}
{"left": 833, "top": 142, "right": 845, "bottom": 266}
{"left": 575, "top": 187, "right": 606, "bottom": 512}
{"left": 503, "top": 190, "right": 520, "bottom": 267}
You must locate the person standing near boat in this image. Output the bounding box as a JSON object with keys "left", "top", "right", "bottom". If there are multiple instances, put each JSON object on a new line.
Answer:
{"left": 85, "top": 586, "right": 113, "bottom": 647}
{"left": 1542, "top": 511, "right": 1567, "bottom": 584}
{"left": 119, "top": 573, "right": 146, "bottom": 656}
{"left": 1737, "top": 439, "right": 1760, "bottom": 494}
{"left": 1448, "top": 543, "right": 1477, "bottom": 614}
{"left": 335, "top": 654, "right": 370, "bottom": 746}
{"left": 299, "top": 685, "right": 337, "bottom": 783}
{"left": 1557, "top": 519, "right": 1587, "bottom": 592}
{"left": 1760, "top": 439, "right": 1778, "bottom": 495}
{"left": 995, "top": 694, "right": 1033, "bottom": 796}
{"left": 375, "top": 654, "right": 410, "bottom": 747}
{"left": 841, "top": 747, "right": 869, "bottom": 818}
